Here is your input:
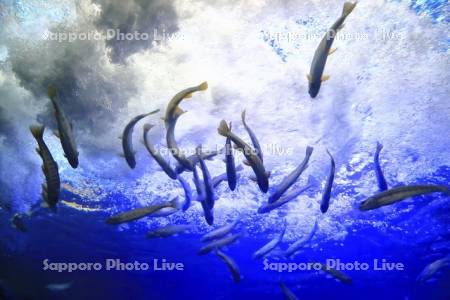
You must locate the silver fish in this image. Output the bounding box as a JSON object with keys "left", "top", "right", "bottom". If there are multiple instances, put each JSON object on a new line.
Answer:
{"left": 164, "top": 82, "right": 208, "bottom": 171}
{"left": 374, "top": 142, "right": 388, "bottom": 191}
{"left": 269, "top": 146, "right": 313, "bottom": 203}
{"left": 122, "top": 110, "right": 160, "bottom": 169}
{"left": 285, "top": 220, "right": 318, "bottom": 258}
{"left": 146, "top": 224, "right": 194, "bottom": 238}
{"left": 30, "top": 125, "right": 60, "bottom": 210}
{"left": 320, "top": 264, "right": 352, "bottom": 285}
{"left": 197, "top": 145, "right": 216, "bottom": 209}
{"left": 225, "top": 122, "right": 237, "bottom": 191}
{"left": 359, "top": 185, "right": 450, "bottom": 211}
{"left": 46, "top": 281, "right": 73, "bottom": 292}
{"left": 218, "top": 120, "right": 269, "bottom": 193}
{"left": 106, "top": 197, "right": 179, "bottom": 225}
{"left": 198, "top": 233, "right": 242, "bottom": 255}
{"left": 307, "top": 2, "right": 357, "bottom": 98}
{"left": 201, "top": 219, "right": 239, "bottom": 242}
{"left": 279, "top": 282, "right": 299, "bottom": 300}
{"left": 416, "top": 255, "right": 450, "bottom": 283}
{"left": 253, "top": 221, "right": 287, "bottom": 259}
{"left": 258, "top": 182, "right": 312, "bottom": 214}
{"left": 215, "top": 249, "right": 241, "bottom": 283}
{"left": 47, "top": 87, "right": 79, "bottom": 168}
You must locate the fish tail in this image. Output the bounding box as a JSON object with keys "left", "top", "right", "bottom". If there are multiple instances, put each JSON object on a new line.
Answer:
{"left": 217, "top": 120, "right": 230, "bottom": 136}
{"left": 342, "top": 2, "right": 357, "bottom": 17}
{"left": 198, "top": 81, "right": 208, "bottom": 91}
{"left": 376, "top": 141, "right": 383, "bottom": 151}
{"left": 241, "top": 109, "right": 247, "bottom": 124}
{"left": 306, "top": 145, "right": 314, "bottom": 156}
{"left": 29, "top": 124, "right": 45, "bottom": 140}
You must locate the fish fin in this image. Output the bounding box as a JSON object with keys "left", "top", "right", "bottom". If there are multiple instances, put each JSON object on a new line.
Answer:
{"left": 29, "top": 124, "right": 45, "bottom": 139}
{"left": 342, "top": 2, "right": 357, "bottom": 17}
{"left": 35, "top": 148, "right": 42, "bottom": 157}
{"left": 198, "top": 81, "right": 208, "bottom": 91}
{"left": 328, "top": 48, "right": 337, "bottom": 55}
{"left": 307, "top": 74, "right": 312, "bottom": 82}
{"left": 161, "top": 117, "right": 166, "bottom": 121}
{"left": 243, "top": 160, "right": 251, "bottom": 166}
{"left": 249, "top": 175, "right": 257, "bottom": 182}
{"left": 184, "top": 92, "right": 193, "bottom": 99}
{"left": 53, "top": 130, "right": 60, "bottom": 139}
{"left": 321, "top": 75, "right": 330, "bottom": 82}
{"left": 266, "top": 171, "right": 271, "bottom": 178}
{"left": 217, "top": 120, "right": 230, "bottom": 136}
{"left": 174, "top": 106, "right": 186, "bottom": 118}
{"left": 338, "top": 24, "right": 345, "bottom": 30}
{"left": 118, "top": 136, "right": 123, "bottom": 140}
{"left": 41, "top": 165, "right": 46, "bottom": 174}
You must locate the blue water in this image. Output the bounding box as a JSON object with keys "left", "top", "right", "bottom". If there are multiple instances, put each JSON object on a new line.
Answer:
{"left": 0, "top": 0, "right": 449, "bottom": 299}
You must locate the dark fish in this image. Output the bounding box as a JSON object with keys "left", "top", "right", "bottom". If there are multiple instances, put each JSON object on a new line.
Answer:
{"left": 279, "top": 282, "right": 299, "bottom": 300}
{"left": 359, "top": 185, "right": 450, "bottom": 211}
{"left": 242, "top": 110, "right": 263, "bottom": 162}
{"left": 146, "top": 224, "right": 194, "bottom": 238}
{"left": 218, "top": 120, "right": 269, "bottom": 193}
{"left": 253, "top": 221, "right": 287, "bottom": 259}
{"left": 178, "top": 175, "right": 193, "bottom": 211}
{"left": 215, "top": 249, "right": 241, "bottom": 283}
{"left": 201, "top": 219, "right": 239, "bottom": 242}
{"left": 320, "top": 264, "right": 353, "bottom": 285}
{"left": 307, "top": 2, "right": 357, "bottom": 98}
{"left": 143, "top": 124, "right": 177, "bottom": 180}
{"left": 11, "top": 213, "right": 27, "bottom": 232}
{"left": 47, "top": 87, "right": 79, "bottom": 168}
{"left": 225, "top": 122, "right": 237, "bottom": 190}
{"left": 285, "top": 220, "right": 318, "bottom": 258}
{"left": 197, "top": 145, "right": 216, "bottom": 209}
{"left": 164, "top": 82, "right": 208, "bottom": 171}
{"left": 106, "top": 198, "right": 179, "bottom": 224}
{"left": 122, "top": 110, "right": 160, "bottom": 169}
{"left": 175, "top": 147, "right": 223, "bottom": 174}
{"left": 258, "top": 180, "right": 312, "bottom": 214}
{"left": 30, "top": 125, "right": 60, "bottom": 210}
{"left": 192, "top": 165, "right": 214, "bottom": 225}
{"left": 198, "top": 233, "right": 242, "bottom": 255}
{"left": 374, "top": 142, "right": 388, "bottom": 191}
{"left": 269, "top": 146, "right": 313, "bottom": 203}
{"left": 320, "top": 150, "right": 335, "bottom": 213}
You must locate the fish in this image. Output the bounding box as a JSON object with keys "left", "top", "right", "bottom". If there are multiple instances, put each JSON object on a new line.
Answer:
{"left": 269, "top": 146, "right": 313, "bottom": 203}
{"left": 201, "top": 219, "right": 239, "bottom": 242}
{"left": 11, "top": 213, "right": 27, "bottom": 232}
{"left": 307, "top": 2, "right": 357, "bottom": 98}
{"left": 225, "top": 122, "right": 237, "bottom": 191}
{"left": 192, "top": 165, "right": 214, "bottom": 225}
{"left": 198, "top": 233, "right": 242, "bottom": 255}
{"left": 215, "top": 249, "right": 241, "bottom": 283}
{"left": 211, "top": 165, "right": 244, "bottom": 188}
{"left": 175, "top": 147, "right": 223, "bottom": 174}
{"left": 253, "top": 221, "right": 287, "bottom": 259}
{"left": 143, "top": 124, "right": 177, "bottom": 180}
{"left": 46, "top": 281, "right": 73, "bottom": 292}
{"left": 197, "top": 145, "right": 216, "bottom": 209}
{"left": 164, "top": 82, "right": 208, "bottom": 171}
{"left": 374, "top": 142, "right": 388, "bottom": 191}
{"left": 242, "top": 110, "right": 263, "bottom": 162}
{"left": 320, "top": 150, "right": 335, "bottom": 213}
{"left": 285, "top": 220, "right": 318, "bottom": 258}
{"left": 178, "top": 175, "right": 193, "bottom": 211}
{"left": 30, "top": 125, "right": 61, "bottom": 210}
{"left": 218, "top": 120, "right": 269, "bottom": 193}
{"left": 359, "top": 185, "right": 450, "bottom": 211}
{"left": 121, "top": 110, "right": 160, "bottom": 169}
{"left": 320, "top": 264, "right": 353, "bottom": 285}
{"left": 258, "top": 181, "right": 312, "bottom": 214}
{"left": 279, "top": 282, "right": 299, "bottom": 300}
{"left": 106, "top": 197, "right": 179, "bottom": 225}
{"left": 146, "top": 224, "right": 194, "bottom": 238}
{"left": 416, "top": 255, "right": 450, "bottom": 283}
{"left": 47, "top": 87, "right": 79, "bottom": 168}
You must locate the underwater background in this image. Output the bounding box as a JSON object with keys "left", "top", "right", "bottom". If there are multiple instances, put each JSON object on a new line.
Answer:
{"left": 0, "top": 0, "right": 449, "bottom": 299}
